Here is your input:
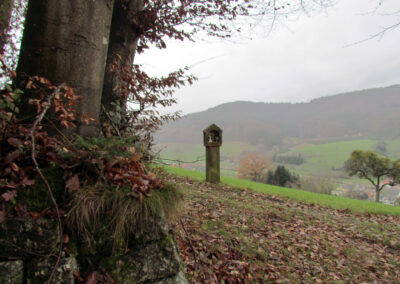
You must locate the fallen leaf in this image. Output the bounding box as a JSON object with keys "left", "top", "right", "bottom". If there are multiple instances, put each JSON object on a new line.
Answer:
{"left": 63, "top": 234, "right": 70, "bottom": 244}
{"left": 1, "top": 190, "right": 17, "bottom": 202}
{"left": 66, "top": 174, "right": 80, "bottom": 191}
{"left": 10, "top": 162, "right": 19, "bottom": 172}
{"left": 7, "top": 137, "right": 23, "bottom": 147}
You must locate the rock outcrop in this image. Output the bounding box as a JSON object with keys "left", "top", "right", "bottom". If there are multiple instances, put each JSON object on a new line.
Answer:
{"left": 0, "top": 215, "right": 186, "bottom": 283}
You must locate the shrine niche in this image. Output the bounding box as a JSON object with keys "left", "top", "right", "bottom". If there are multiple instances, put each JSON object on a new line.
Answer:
{"left": 203, "top": 124, "right": 222, "bottom": 183}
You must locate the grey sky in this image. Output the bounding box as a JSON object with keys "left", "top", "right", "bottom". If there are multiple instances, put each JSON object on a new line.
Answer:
{"left": 136, "top": 0, "right": 400, "bottom": 115}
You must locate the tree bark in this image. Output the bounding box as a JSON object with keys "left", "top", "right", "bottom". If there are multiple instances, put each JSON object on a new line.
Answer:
{"left": 0, "top": 0, "right": 13, "bottom": 54}
{"left": 17, "top": 0, "right": 115, "bottom": 137}
{"left": 101, "top": 0, "right": 144, "bottom": 120}
{"left": 375, "top": 186, "right": 380, "bottom": 202}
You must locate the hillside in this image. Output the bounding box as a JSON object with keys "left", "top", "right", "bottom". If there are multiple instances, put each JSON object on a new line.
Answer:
{"left": 167, "top": 171, "right": 400, "bottom": 283}
{"left": 155, "top": 85, "right": 400, "bottom": 146}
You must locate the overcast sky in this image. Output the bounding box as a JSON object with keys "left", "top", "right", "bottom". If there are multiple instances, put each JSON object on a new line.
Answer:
{"left": 136, "top": 0, "right": 400, "bottom": 115}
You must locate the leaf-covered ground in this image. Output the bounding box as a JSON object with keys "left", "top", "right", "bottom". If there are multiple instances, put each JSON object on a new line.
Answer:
{"left": 167, "top": 174, "right": 400, "bottom": 283}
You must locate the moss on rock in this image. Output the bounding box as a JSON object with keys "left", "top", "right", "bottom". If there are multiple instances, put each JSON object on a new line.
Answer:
{"left": 0, "top": 218, "right": 59, "bottom": 258}
{"left": 0, "top": 261, "right": 24, "bottom": 284}
{"left": 100, "top": 241, "right": 181, "bottom": 284}
{"left": 26, "top": 255, "right": 78, "bottom": 284}
{"left": 17, "top": 165, "right": 66, "bottom": 212}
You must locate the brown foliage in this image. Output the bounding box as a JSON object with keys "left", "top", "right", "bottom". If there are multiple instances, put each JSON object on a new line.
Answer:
{"left": 103, "top": 56, "right": 196, "bottom": 143}
{"left": 0, "top": 65, "right": 163, "bottom": 219}
{"left": 237, "top": 154, "right": 270, "bottom": 182}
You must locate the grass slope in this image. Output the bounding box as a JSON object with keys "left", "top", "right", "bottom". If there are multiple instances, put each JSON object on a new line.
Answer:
{"left": 167, "top": 172, "right": 400, "bottom": 282}
{"left": 164, "top": 166, "right": 400, "bottom": 216}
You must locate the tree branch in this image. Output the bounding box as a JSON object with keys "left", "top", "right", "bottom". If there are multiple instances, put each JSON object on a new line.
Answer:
{"left": 155, "top": 156, "right": 204, "bottom": 164}
{"left": 101, "top": 104, "right": 121, "bottom": 137}
{"left": 28, "top": 83, "right": 66, "bottom": 284}
{"left": 179, "top": 218, "right": 198, "bottom": 268}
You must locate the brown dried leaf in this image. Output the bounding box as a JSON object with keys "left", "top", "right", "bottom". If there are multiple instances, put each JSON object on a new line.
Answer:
{"left": 132, "top": 153, "right": 141, "bottom": 162}
{"left": 21, "top": 176, "right": 35, "bottom": 187}
{"left": 4, "top": 150, "right": 20, "bottom": 164}
{"left": 10, "top": 162, "right": 19, "bottom": 172}
{"left": 63, "top": 234, "right": 70, "bottom": 244}
{"left": 66, "top": 174, "right": 80, "bottom": 191}
{"left": 7, "top": 137, "right": 23, "bottom": 147}
{"left": 1, "top": 190, "right": 17, "bottom": 202}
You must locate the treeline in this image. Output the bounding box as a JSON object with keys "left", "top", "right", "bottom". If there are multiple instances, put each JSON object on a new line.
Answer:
{"left": 273, "top": 153, "right": 304, "bottom": 165}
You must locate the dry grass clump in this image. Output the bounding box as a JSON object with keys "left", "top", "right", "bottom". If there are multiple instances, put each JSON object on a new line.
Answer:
{"left": 66, "top": 182, "right": 182, "bottom": 253}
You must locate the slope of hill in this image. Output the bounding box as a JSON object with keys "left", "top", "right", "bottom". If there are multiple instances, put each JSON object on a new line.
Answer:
{"left": 155, "top": 85, "right": 400, "bottom": 146}
{"left": 167, "top": 171, "right": 400, "bottom": 282}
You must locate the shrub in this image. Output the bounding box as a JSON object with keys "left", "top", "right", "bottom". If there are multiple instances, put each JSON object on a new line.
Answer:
{"left": 289, "top": 176, "right": 335, "bottom": 195}
{"left": 343, "top": 188, "right": 369, "bottom": 200}
{"left": 265, "top": 165, "right": 297, "bottom": 187}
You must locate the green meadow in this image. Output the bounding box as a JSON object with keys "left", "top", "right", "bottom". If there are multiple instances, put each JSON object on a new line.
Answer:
{"left": 156, "top": 138, "right": 400, "bottom": 181}
{"left": 283, "top": 139, "right": 400, "bottom": 178}
{"left": 163, "top": 166, "right": 400, "bottom": 216}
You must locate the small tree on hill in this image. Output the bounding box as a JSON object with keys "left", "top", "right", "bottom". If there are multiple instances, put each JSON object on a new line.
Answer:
{"left": 345, "top": 150, "right": 400, "bottom": 202}
{"left": 266, "top": 165, "right": 297, "bottom": 187}
{"left": 237, "top": 154, "right": 270, "bottom": 182}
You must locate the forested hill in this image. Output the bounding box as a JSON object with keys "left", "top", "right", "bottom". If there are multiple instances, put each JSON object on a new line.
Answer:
{"left": 155, "top": 85, "right": 400, "bottom": 145}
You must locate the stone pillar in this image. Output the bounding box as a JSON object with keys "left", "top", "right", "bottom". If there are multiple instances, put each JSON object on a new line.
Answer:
{"left": 203, "top": 124, "right": 222, "bottom": 183}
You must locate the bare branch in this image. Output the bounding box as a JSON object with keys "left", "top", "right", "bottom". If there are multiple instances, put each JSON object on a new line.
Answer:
{"left": 28, "top": 83, "right": 66, "bottom": 284}
{"left": 179, "top": 218, "right": 198, "bottom": 268}
{"left": 344, "top": 20, "right": 400, "bottom": 47}
{"left": 154, "top": 156, "right": 204, "bottom": 164}
{"left": 101, "top": 104, "right": 121, "bottom": 137}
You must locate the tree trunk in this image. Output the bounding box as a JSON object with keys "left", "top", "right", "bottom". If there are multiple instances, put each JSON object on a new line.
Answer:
{"left": 375, "top": 186, "right": 380, "bottom": 202}
{"left": 101, "top": 0, "right": 144, "bottom": 121}
{"left": 17, "top": 0, "right": 115, "bottom": 137}
{"left": 0, "top": 0, "right": 13, "bottom": 54}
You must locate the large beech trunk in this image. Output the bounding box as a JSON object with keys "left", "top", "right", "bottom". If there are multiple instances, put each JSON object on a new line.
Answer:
{"left": 0, "top": 0, "right": 13, "bottom": 54}
{"left": 17, "top": 0, "right": 115, "bottom": 137}
{"left": 101, "top": 0, "right": 144, "bottom": 118}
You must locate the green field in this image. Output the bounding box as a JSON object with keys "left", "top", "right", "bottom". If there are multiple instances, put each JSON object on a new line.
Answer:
{"left": 163, "top": 166, "right": 400, "bottom": 216}
{"left": 282, "top": 139, "right": 400, "bottom": 179}
{"left": 156, "top": 139, "right": 400, "bottom": 182}
{"left": 283, "top": 139, "right": 378, "bottom": 176}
